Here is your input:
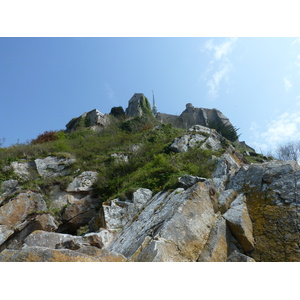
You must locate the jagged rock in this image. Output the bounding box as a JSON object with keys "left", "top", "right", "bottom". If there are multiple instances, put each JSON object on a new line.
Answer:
{"left": 1, "top": 179, "right": 19, "bottom": 193}
{"left": 200, "top": 130, "right": 223, "bottom": 151}
{"left": 227, "top": 160, "right": 300, "bottom": 261}
{"left": 103, "top": 200, "right": 131, "bottom": 230}
{"left": 24, "top": 230, "right": 84, "bottom": 249}
{"left": 218, "top": 189, "right": 238, "bottom": 214}
{"left": 82, "top": 230, "right": 115, "bottom": 249}
{"left": 189, "top": 124, "right": 212, "bottom": 135}
{"left": 0, "top": 225, "right": 14, "bottom": 246}
{"left": 66, "top": 109, "right": 109, "bottom": 133}
{"left": 0, "top": 246, "right": 125, "bottom": 262}
{"left": 197, "top": 217, "right": 229, "bottom": 262}
{"left": 59, "top": 195, "right": 100, "bottom": 234}
{"left": 223, "top": 195, "right": 255, "bottom": 252}
{"left": 131, "top": 188, "right": 153, "bottom": 211}
{"left": 48, "top": 185, "right": 70, "bottom": 211}
{"left": 212, "top": 145, "right": 247, "bottom": 192}
{"left": 0, "top": 191, "right": 47, "bottom": 228}
{"left": 170, "top": 134, "right": 191, "bottom": 153}
{"left": 170, "top": 125, "right": 224, "bottom": 154}
{"left": 227, "top": 250, "right": 255, "bottom": 262}
{"left": 74, "top": 246, "right": 127, "bottom": 261}
{"left": 0, "top": 212, "right": 58, "bottom": 251}
{"left": 103, "top": 188, "right": 153, "bottom": 230}
{"left": 94, "top": 249, "right": 127, "bottom": 262}
{"left": 107, "top": 182, "right": 217, "bottom": 262}
{"left": 66, "top": 171, "right": 98, "bottom": 192}
{"left": 35, "top": 156, "right": 76, "bottom": 178}
{"left": 23, "top": 229, "right": 114, "bottom": 251}
{"left": 178, "top": 174, "right": 206, "bottom": 189}
{"left": 0, "top": 179, "right": 20, "bottom": 205}
{"left": 11, "top": 161, "right": 35, "bottom": 181}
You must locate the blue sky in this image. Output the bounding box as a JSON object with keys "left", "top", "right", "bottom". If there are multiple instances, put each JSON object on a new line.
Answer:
{"left": 1, "top": 37, "right": 300, "bottom": 154}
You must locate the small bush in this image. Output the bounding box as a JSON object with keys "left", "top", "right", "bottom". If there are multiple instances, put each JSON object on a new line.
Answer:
{"left": 110, "top": 106, "right": 125, "bottom": 118}
{"left": 208, "top": 121, "right": 240, "bottom": 142}
{"left": 31, "top": 131, "right": 59, "bottom": 145}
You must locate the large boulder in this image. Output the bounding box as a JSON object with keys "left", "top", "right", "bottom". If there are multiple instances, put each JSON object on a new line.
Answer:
{"left": 0, "top": 246, "right": 126, "bottom": 262}
{"left": 223, "top": 194, "right": 255, "bottom": 253}
{"left": 66, "top": 171, "right": 98, "bottom": 193}
{"left": 0, "top": 191, "right": 47, "bottom": 228}
{"left": 227, "top": 160, "right": 300, "bottom": 261}
{"left": 23, "top": 229, "right": 115, "bottom": 250}
{"left": 58, "top": 194, "right": 100, "bottom": 234}
{"left": 0, "top": 212, "right": 58, "bottom": 251}
{"left": 218, "top": 189, "right": 238, "bottom": 214}
{"left": 66, "top": 109, "right": 109, "bottom": 133}
{"left": 35, "top": 156, "right": 76, "bottom": 178}
{"left": 197, "top": 217, "right": 229, "bottom": 262}
{"left": 212, "top": 145, "right": 247, "bottom": 192}
{"left": 102, "top": 188, "right": 153, "bottom": 230}
{"left": 107, "top": 182, "right": 218, "bottom": 262}
{"left": 178, "top": 174, "right": 206, "bottom": 189}
{"left": 0, "top": 225, "right": 14, "bottom": 246}
{"left": 0, "top": 179, "right": 19, "bottom": 205}
{"left": 11, "top": 161, "right": 35, "bottom": 181}
{"left": 169, "top": 125, "right": 224, "bottom": 154}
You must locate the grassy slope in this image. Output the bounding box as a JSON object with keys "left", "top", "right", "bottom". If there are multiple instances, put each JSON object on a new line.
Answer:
{"left": 0, "top": 114, "right": 222, "bottom": 203}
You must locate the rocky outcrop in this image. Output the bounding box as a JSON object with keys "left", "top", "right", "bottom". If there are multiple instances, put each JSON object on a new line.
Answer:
{"left": 11, "top": 161, "right": 35, "bottom": 181}
{"left": 66, "top": 171, "right": 98, "bottom": 193}
{"left": 0, "top": 246, "right": 126, "bottom": 262}
{"left": 107, "top": 183, "right": 218, "bottom": 261}
{"left": 102, "top": 188, "right": 153, "bottom": 230}
{"left": 0, "top": 191, "right": 59, "bottom": 251}
{"left": 66, "top": 109, "right": 109, "bottom": 133}
{"left": 35, "top": 156, "right": 76, "bottom": 178}
{"left": 227, "top": 160, "right": 300, "bottom": 261}
{"left": 169, "top": 125, "right": 223, "bottom": 153}
{"left": 178, "top": 174, "right": 206, "bottom": 189}
{"left": 223, "top": 195, "right": 255, "bottom": 252}
{"left": 58, "top": 194, "right": 100, "bottom": 234}
{"left": 0, "top": 109, "right": 299, "bottom": 262}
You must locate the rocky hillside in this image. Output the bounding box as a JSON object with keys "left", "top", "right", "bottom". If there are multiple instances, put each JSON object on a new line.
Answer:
{"left": 0, "top": 94, "right": 299, "bottom": 262}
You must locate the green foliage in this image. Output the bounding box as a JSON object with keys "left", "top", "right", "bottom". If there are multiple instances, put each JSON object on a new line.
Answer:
{"left": 140, "top": 95, "right": 153, "bottom": 116}
{"left": 0, "top": 114, "right": 220, "bottom": 203}
{"left": 208, "top": 121, "right": 240, "bottom": 142}
{"left": 110, "top": 106, "right": 125, "bottom": 118}
{"left": 31, "top": 131, "right": 59, "bottom": 145}
{"left": 66, "top": 115, "right": 91, "bottom": 132}
{"left": 0, "top": 162, "right": 15, "bottom": 184}
{"left": 120, "top": 114, "right": 157, "bottom": 133}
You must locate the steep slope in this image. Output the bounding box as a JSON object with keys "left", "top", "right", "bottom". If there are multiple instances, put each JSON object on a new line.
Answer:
{"left": 0, "top": 93, "right": 298, "bottom": 262}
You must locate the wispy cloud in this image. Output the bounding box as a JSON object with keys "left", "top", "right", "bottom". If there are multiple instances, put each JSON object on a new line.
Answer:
{"left": 207, "top": 63, "right": 232, "bottom": 98}
{"left": 283, "top": 77, "right": 292, "bottom": 91}
{"left": 204, "top": 38, "right": 238, "bottom": 61}
{"left": 250, "top": 111, "right": 300, "bottom": 152}
{"left": 202, "top": 38, "right": 238, "bottom": 99}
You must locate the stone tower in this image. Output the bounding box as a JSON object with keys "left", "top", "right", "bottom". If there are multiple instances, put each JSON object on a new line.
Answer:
{"left": 125, "top": 93, "right": 153, "bottom": 117}
{"left": 152, "top": 90, "right": 158, "bottom": 116}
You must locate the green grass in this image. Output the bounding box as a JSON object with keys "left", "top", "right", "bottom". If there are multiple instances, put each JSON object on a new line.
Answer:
{"left": 0, "top": 115, "right": 225, "bottom": 203}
